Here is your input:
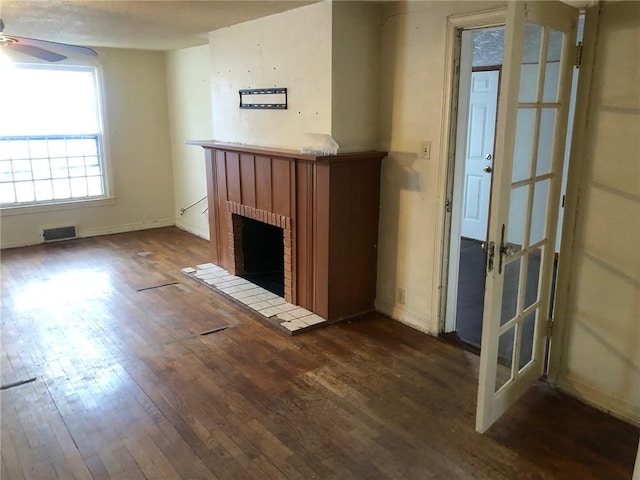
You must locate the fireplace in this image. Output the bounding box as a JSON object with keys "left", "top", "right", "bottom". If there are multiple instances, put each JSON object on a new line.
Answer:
{"left": 190, "top": 141, "right": 386, "bottom": 322}
{"left": 236, "top": 216, "right": 284, "bottom": 297}
{"left": 226, "top": 201, "right": 294, "bottom": 303}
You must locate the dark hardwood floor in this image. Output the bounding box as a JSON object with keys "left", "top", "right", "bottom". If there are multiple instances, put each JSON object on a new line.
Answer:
{"left": 1, "top": 227, "right": 638, "bottom": 479}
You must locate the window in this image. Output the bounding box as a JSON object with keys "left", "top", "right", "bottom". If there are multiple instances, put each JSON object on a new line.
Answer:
{"left": 0, "top": 64, "right": 108, "bottom": 207}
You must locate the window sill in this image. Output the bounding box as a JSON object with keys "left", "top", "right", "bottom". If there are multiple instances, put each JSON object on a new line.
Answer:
{"left": 0, "top": 197, "right": 116, "bottom": 217}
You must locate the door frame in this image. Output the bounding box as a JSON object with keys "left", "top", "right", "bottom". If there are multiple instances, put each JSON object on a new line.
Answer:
{"left": 545, "top": 5, "right": 599, "bottom": 386}
{"left": 437, "top": 5, "right": 593, "bottom": 381}
{"left": 445, "top": 63, "right": 501, "bottom": 334}
{"left": 437, "top": 8, "right": 507, "bottom": 335}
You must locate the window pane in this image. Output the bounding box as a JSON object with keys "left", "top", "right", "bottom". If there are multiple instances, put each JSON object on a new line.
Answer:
{"left": 0, "top": 65, "right": 105, "bottom": 207}
{"left": 32, "top": 159, "right": 51, "bottom": 180}
{"left": 34, "top": 180, "right": 53, "bottom": 201}
{"left": 519, "top": 24, "right": 543, "bottom": 103}
{"left": 87, "top": 176, "right": 104, "bottom": 196}
{"left": 518, "top": 311, "right": 537, "bottom": 371}
{"left": 52, "top": 179, "right": 71, "bottom": 199}
{"left": 28, "top": 140, "right": 49, "bottom": 160}
{"left": 543, "top": 29, "right": 564, "bottom": 103}
{"left": 86, "top": 164, "right": 102, "bottom": 176}
{"left": 51, "top": 158, "right": 69, "bottom": 178}
{"left": 15, "top": 182, "right": 35, "bottom": 202}
{"left": 530, "top": 180, "right": 550, "bottom": 245}
{"left": 8, "top": 140, "right": 29, "bottom": 160}
{"left": 48, "top": 139, "right": 67, "bottom": 158}
{"left": 0, "top": 161, "right": 13, "bottom": 182}
{"left": 525, "top": 246, "right": 543, "bottom": 311}
{"left": 0, "top": 183, "right": 16, "bottom": 203}
{"left": 0, "top": 67, "right": 99, "bottom": 136}
{"left": 496, "top": 326, "right": 516, "bottom": 392}
{"left": 512, "top": 109, "right": 536, "bottom": 183}
{"left": 0, "top": 140, "right": 10, "bottom": 160}
{"left": 68, "top": 157, "right": 86, "bottom": 177}
{"left": 13, "top": 160, "right": 33, "bottom": 181}
{"left": 70, "top": 177, "right": 88, "bottom": 197}
{"left": 507, "top": 185, "right": 529, "bottom": 253}
{"left": 501, "top": 257, "right": 521, "bottom": 326}
{"left": 67, "top": 138, "right": 97, "bottom": 157}
{"left": 536, "top": 109, "right": 557, "bottom": 177}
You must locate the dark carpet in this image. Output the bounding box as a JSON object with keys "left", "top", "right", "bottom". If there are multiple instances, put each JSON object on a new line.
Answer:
{"left": 455, "top": 238, "right": 541, "bottom": 368}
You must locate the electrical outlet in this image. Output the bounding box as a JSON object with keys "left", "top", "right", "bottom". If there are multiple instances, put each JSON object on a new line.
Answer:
{"left": 397, "top": 287, "right": 406, "bottom": 305}
{"left": 422, "top": 141, "right": 431, "bottom": 159}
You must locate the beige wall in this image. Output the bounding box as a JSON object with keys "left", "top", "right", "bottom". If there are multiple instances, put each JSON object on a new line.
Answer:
{"left": 331, "top": 1, "right": 381, "bottom": 151}
{"left": 557, "top": 1, "right": 640, "bottom": 423}
{"left": 0, "top": 48, "right": 175, "bottom": 248}
{"left": 208, "top": 1, "right": 333, "bottom": 150}
{"left": 375, "top": 1, "right": 504, "bottom": 332}
{"left": 166, "top": 45, "right": 212, "bottom": 240}
{"left": 208, "top": 0, "right": 381, "bottom": 152}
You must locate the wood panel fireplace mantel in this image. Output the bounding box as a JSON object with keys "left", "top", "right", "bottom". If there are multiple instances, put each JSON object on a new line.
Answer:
{"left": 189, "top": 141, "right": 387, "bottom": 322}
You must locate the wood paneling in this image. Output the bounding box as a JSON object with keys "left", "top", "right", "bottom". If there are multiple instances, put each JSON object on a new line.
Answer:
{"left": 239, "top": 154, "right": 256, "bottom": 208}
{"left": 215, "top": 151, "right": 231, "bottom": 267}
{"left": 225, "top": 152, "right": 241, "bottom": 205}
{"left": 327, "top": 161, "right": 356, "bottom": 319}
{"left": 255, "top": 155, "right": 273, "bottom": 212}
{"left": 193, "top": 142, "right": 386, "bottom": 322}
{"left": 313, "top": 162, "right": 331, "bottom": 320}
{"left": 204, "top": 149, "right": 220, "bottom": 264}
{"left": 296, "top": 162, "right": 313, "bottom": 310}
{"left": 1, "top": 227, "right": 638, "bottom": 480}
{"left": 272, "top": 158, "right": 291, "bottom": 217}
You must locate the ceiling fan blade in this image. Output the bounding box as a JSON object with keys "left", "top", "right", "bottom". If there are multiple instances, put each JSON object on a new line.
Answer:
{"left": 10, "top": 36, "right": 97, "bottom": 57}
{"left": 9, "top": 43, "right": 67, "bottom": 62}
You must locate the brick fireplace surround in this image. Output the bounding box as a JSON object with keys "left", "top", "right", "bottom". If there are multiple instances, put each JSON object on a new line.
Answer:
{"left": 227, "top": 201, "right": 293, "bottom": 300}
{"left": 190, "top": 141, "right": 386, "bottom": 322}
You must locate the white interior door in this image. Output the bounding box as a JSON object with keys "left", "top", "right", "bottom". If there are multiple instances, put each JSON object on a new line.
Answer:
{"left": 461, "top": 70, "right": 499, "bottom": 241}
{"left": 476, "top": 1, "right": 578, "bottom": 433}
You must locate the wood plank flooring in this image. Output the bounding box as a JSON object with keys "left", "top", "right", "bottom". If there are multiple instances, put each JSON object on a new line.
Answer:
{"left": 1, "top": 227, "right": 638, "bottom": 479}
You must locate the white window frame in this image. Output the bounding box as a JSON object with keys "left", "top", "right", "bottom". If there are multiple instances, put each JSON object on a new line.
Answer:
{"left": 0, "top": 60, "right": 113, "bottom": 214}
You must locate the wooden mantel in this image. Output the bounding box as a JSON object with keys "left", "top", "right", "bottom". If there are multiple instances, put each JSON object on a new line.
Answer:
{"left": 189, "top": 141, "right": 387, "bottom": 322}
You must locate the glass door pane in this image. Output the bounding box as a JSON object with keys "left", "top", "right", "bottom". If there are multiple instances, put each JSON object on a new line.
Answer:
{"left": 494, "top": 24, "right": 564, "bottom": 394}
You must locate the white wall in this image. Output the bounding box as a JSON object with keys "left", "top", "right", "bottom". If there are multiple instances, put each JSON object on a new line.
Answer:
{"left": 375, "top": 1, "right": 505, "bottom": 333}
{"left": 557, "top": 1, "right": 640, "bottom": 424}
{"left": 165, "top": 45, "right": 212, "bottom": 240}
{"left": 208, "top": 1, "right": 333, "bottom": 150}
{"left": 0, "top": 48, "right": 175, "bottom": 248}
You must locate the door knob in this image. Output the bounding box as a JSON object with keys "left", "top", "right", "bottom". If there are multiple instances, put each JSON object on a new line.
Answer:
{"left": 485, "top": 154, "right": 493, "bottom": 160}
{"left": 483, "top": 165, "right": 492, "bottom": 173}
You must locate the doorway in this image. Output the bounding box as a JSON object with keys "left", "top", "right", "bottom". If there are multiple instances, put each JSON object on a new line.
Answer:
{"left": 445, "top": 27, "right": 505, "bottom": 350}
{"left": 444, "top": 19, "right": 582, "bottom": 354}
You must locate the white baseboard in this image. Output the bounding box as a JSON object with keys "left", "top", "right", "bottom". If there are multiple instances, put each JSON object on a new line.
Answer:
{"left": 375, "top": 298, "right": 435, "bottom": 336}
{"left": 556, "top": 374, "right": 640, "bottom": 427}
{"left": 174, "top": 222, "right": 209, "bottom": 241}
{"left": 79, "top": 219, "right": 175, "bottom": 238}
{"left": 1, "top": 235, "right": 42, "bottom": 249}
{"left": 1, "top": 218, "right": 175, "bottom": 249}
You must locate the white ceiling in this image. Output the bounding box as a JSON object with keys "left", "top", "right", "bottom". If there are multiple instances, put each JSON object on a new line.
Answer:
{"left": 1, "top": 1, "right": 317, "bottom": 51}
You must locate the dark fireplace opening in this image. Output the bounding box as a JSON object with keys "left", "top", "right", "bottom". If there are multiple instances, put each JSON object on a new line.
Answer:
{"left": 240, "top": 216, "right": 285, "bottom": 297}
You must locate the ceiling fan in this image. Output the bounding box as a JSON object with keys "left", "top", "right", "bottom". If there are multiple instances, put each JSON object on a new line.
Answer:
{"left": 0, "top": 16, "right": 97, "bottom": 63}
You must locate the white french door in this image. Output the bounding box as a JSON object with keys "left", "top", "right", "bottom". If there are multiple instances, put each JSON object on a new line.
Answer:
{"left": 476, "top": 1, "right": 579, "bottom": 433}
